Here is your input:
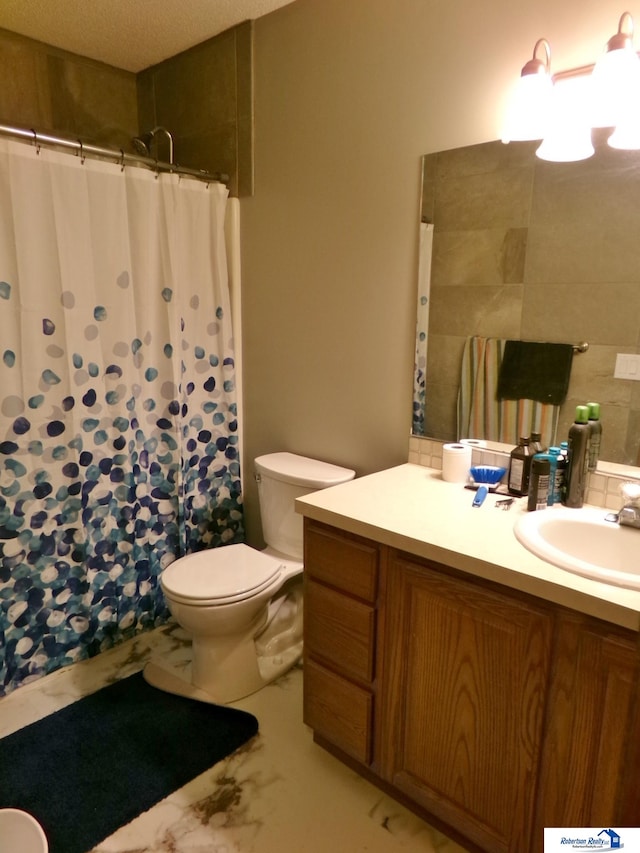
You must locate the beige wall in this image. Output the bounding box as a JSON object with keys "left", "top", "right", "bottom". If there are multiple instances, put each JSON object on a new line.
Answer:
{"left": 241, "top": 0, "right": 630, "bottom": 544}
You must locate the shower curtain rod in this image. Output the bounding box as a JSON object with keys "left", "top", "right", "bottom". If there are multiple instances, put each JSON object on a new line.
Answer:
{"left": 0, "top": 122, "right": 230, "bottom": 185}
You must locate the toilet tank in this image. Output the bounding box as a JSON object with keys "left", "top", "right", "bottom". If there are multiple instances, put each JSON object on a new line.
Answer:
{"left": 255, "top": 452, "right": 355, "bottom": 560}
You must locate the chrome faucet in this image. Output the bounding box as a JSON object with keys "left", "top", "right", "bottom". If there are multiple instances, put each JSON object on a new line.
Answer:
{"left": 616, "top": 482, "right": 640, "bottom": 529}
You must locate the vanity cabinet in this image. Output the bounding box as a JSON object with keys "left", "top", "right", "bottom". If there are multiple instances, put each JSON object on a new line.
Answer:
{"left": 302, "top": 518, "right": 640, "bottom": 853}
{"left": 302, "top": 521, "right": 379, "bottom": 765}
{"left": 377, "top": 551, "right": 553, "bottom": 852}
{"left": 532, "top": 612, "right": 640, "bottom": 833}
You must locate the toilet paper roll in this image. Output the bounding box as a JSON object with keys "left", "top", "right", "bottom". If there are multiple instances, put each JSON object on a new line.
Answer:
{"left": 441, "top": 443, "right": 472, "bottom": 483}
{"left": 460, "top": 438, "right": 488, "bottom": 448}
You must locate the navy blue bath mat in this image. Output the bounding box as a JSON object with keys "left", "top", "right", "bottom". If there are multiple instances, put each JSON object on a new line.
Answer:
{"left": 0, "top": 671, "right": 259, "bottom": 853}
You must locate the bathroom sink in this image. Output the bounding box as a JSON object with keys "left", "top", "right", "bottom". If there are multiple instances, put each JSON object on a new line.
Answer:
{"left": 514, "top": 507, "right": 640, "bottom": 590}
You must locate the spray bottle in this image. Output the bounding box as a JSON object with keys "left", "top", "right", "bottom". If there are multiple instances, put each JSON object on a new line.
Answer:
{"left": 563, "top": 405, "right": 590, "bottom": 508}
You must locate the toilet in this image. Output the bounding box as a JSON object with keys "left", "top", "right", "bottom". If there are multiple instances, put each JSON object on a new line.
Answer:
{"left": 144, "top": 452, "right": 355, "bottom": 704}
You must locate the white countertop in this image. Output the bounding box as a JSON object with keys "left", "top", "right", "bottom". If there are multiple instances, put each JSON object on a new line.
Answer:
{"left": 296, "top": 463, "right": 640, "bottom": 631}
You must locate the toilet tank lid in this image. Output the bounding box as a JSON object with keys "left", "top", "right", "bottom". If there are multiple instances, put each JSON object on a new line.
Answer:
{"left": 255, "top": 452, "right": 355, "bottom": 488}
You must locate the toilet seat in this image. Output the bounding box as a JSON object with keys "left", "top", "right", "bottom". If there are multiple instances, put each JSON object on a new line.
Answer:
{"left": 161, "top": 543, "right": 283, "bottom": 606}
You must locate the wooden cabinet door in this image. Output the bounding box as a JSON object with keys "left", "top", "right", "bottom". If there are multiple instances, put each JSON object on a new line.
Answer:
{"left": 533, "top": 612, "right": 640, "bottom": 833}
{"left": 378, "top": 552, "right": 553, "bottom": 853}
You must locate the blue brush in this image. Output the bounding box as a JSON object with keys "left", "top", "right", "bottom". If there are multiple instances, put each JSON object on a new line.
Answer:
{"left": 467, "top": 466, "right": 507, "bottom": 507}
{"left": 472, "top": 486, "right": 489, "bottom": 507}
{"left": 469, "top": 465, "right": 507, "bottom": 488}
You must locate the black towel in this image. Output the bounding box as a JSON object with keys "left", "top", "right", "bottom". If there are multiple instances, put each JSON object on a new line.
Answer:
{"left": 497, "top": 340, "right": 574, "bottom": 405}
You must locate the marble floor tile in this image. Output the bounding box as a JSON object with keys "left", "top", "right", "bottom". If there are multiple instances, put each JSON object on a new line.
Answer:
{"left": 0, "top": 624, "right": 466, "bottom": 853}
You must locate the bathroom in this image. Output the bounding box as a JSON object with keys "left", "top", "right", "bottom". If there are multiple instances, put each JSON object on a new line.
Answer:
{"left": 1, "top": 0, "right": 640, "bottom": 850}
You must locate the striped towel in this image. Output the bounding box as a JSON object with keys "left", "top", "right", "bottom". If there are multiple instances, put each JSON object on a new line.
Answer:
{"left": 457, "top": 336, "right": 560, "bottom": 447}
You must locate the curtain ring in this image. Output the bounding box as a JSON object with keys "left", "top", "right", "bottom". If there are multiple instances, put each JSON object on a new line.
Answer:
{"left": 31, "top": 129, "right": 41, "bottom": 155}
{"left": 78, "top": 140, "right": 85, "bottom": 164}
{"left": 119, "top": 149, "right": 125, "bottom": 172}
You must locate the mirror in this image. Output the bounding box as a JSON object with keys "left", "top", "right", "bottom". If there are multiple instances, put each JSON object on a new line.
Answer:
{"left": 413, "top": 133, "right": 640, "bottom": 466}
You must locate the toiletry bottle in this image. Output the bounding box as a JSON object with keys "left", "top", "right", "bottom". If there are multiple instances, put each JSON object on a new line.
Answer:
{"left": 563, "top": 405, "right": 591, "bottom": 508}
{"left": 508, "top": 436, "right": 532, "bottom": 496}
{"left": 586, "top": 401, "right": 602, "bottom": 472}
{"left": 548, "top": 446, "right": 565, "bottom": 505}
{"left": 536, "top": 447, "right": 558, "bottom": 505}
{"left": 527, "top": 455, "right": 550, "bottom": 511}
{"left": 529, "top": 432, "right": 545, "bottom": 454}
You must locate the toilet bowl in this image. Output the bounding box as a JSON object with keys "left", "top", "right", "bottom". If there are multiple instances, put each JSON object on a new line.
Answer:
{"left": 144, "top": 452, "right": 355, "bottom": 704}
{"left": 0, "top": 810, "right": 48, "bottom": 853}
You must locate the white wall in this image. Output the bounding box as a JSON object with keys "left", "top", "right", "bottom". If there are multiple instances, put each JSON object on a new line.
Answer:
{"left": 240, "top": 0, "right": 633, "bottom": 544}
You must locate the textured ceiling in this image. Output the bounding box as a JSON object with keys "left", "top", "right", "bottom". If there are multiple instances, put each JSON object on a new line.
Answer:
{"left": 0, "top": 0, "right": 297, "bottom": 72}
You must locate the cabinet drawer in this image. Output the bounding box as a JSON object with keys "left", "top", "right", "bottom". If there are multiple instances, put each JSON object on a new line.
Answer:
{"left": 303, "top": 659, "right": 373, "bottom": 765}
{"left": 305, "top": 579, "right": 375, "bottom": 683}
{"left": 304, "top": 521, "right": 378, "bottom": 602}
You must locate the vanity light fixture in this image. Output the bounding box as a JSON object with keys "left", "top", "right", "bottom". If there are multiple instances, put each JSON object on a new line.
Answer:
{"left": 535, "top": 75, "right": 595, "bottom": 161}
{"left": 502, "top": 12, "right": 640, "bottom": 161}
{"left": 591, "top": 11, "right": 640, "bottom": 130}
{"left": 501, "top": 38, "right": 553, "bottom": 144}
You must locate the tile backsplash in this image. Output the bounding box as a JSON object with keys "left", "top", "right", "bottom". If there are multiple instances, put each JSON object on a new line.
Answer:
{"left": 408, "top": 435, "right": 640, "bottom": 511}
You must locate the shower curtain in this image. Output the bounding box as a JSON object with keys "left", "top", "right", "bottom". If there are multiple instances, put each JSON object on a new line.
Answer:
{"left": 0, "top": 139, "right": 243, "bottom": 696}
{"left": 412, "top": 222, "right": 433, "bottom": 435}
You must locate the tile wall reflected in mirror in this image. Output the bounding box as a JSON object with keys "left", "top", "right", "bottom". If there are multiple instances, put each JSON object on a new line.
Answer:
{"left": 416, "top": 133, "right": 640, "bottom": 466}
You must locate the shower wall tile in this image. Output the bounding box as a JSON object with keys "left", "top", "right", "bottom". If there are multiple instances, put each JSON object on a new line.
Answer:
{"left": 431, "top": 227, "right": 527, "bottom": 287}
{"left": 424, "top": 377, "right": 459, "bottom": 441}
{"left": 0, "top": 27, "right": 137, "bottom": 149}
{"left": 47, "top": 55, "right": 138, "bottom": 150}
{"left": 424, "top": 137, "right": 640, "bottom": 464}
{"left": 434, "top": 167, "right": 532, "bottom": 231}
{"left": 423, "top": 334, "right": 465, "bottom": 439}
{"left": 142, "top": 31, "right": 237, "bottom": 134}
{"left": 521, "top": 282, "right": 640, "bottom": 348}
{"left": 429, "top": 284, "right": 523, "bottom": 340}
{"left": 234, "top": 21, "right": 254, "bottom": 198}
{"left": 434, "top": 138, "right": 537, "bottom": 180}
{"left": 626, "top": 410, "right": 640, "bottom": 467}
{"left": 0, "top": 29, "right": 53, "bottom": 130}
{"left": 525, "top": 223, "right": 640, "bottom": 284}
{"left": 426, "top": 334, "right": 466, "bottom": 386}
{"left": 530, "top": 149, "right": 640, "bottom": 231}
{"left": 567, "top": 345, "right": 634, "bottom": 408}
{"left": 178, "top": 126, "right": 238, "bottom": 192}
{"left": 137, "top": 21, "right": 253, "bottom": 197}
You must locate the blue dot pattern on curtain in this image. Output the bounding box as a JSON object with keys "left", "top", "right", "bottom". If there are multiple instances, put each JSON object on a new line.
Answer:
{"left": 0, "top": 170, "right": 243, "bottom": 696}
